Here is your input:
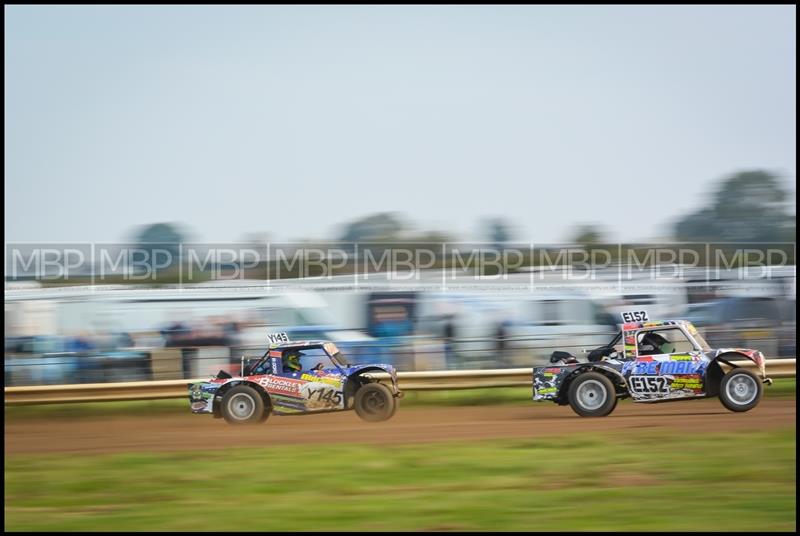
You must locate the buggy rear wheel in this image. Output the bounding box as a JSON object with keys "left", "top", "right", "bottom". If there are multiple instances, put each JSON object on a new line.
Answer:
{"left": 567, "top": 372, "right": 617, "bottom": 417}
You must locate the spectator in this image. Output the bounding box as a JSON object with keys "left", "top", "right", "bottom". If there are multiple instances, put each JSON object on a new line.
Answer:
{"left": 443, "top": 315, "right": 456, "bottom": 369}
{"left": 160, "top": 320, "right": 191, "bottom": 348}
{"left": 495, "top": 318, "right": 512, "bottom": 368}
{"left": 67, "top": 331, "right": 96, "bottom": 354}
{"left": 223, "top": 320, "right": 241, "bottom": 347}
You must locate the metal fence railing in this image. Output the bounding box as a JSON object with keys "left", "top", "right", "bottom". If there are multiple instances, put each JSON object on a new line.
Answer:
{"left": 4, "top": 359, "right": 795, "bottom": 406}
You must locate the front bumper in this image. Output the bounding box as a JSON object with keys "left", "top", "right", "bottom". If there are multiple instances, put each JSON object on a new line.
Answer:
{"left": 188, "top": 381, "right": 220, "bottom": 414}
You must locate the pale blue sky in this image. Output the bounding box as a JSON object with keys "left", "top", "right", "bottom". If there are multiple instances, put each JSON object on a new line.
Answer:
{"left": 4, "top": 5, "right": 796, "bottom": 244}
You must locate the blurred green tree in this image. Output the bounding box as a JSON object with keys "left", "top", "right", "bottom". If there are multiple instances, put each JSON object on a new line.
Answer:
{"left": 339, "top": 212, "right": 405, "bottom": 243}
{"left": 571, "top": 224, "right": 607, "bottom": 246}
{"left": 485, "top": 217, "right": 512, "bottom": 247}
{"left": 674, "top": 170, "right": 795, "bottom": 243}
{"left": 134, "top": 222, "right": 186, "bottom": 268}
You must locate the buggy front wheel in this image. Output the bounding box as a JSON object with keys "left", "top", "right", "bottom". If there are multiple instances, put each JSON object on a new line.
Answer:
{"left": 354, "top": 383, "right": 397, "bottom": 422}
{"left": 220, "top": 385, "right": 267, "bottom": 425}
{"left": 719, "top": 368, "right": 762, "bottom": 412}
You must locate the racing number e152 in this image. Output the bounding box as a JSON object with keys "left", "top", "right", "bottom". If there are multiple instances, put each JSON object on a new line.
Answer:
{"left": 629, "top": 376, "right": 669, "bottom": 394}
{"left": 622, "top": 311, "right": 649, "bottom": 323}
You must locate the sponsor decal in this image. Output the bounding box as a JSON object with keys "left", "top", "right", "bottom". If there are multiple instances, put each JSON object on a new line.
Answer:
{"left": 301, "top": 383, "right": 344, "bottom": 409}
{"left": 623, "top": 360, "right": 658, "bottom": 375}
{"left": 622, "top": 359, "right": 707, "bottom": 376}
{"left": 258, "top": 376, "right": 303, "bottom": 397}
{"left": 668, "top": 376, "right": 703, "bottom": 390}
{"left": 301, "top": 373, "right": 343, "bottom": 387}
{"left": 269, "top": 394, "right": 309, "bottom": 411}
{"left": 659, "top": 360, "right": 707, "bottom": 375}
{"left": 537, "top": 387, "right": 557, "bottom": 394}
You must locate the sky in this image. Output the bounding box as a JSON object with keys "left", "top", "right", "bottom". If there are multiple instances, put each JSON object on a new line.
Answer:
{"left": 4, "top": 5, "right": 796, "bottom": 245}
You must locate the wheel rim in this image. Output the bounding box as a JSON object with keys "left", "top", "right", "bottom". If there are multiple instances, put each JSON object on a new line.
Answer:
{"left": 228, "top": 393, "right": 256, "bottom": 420}
{"left": 363, "top": 391, "right": 387, "bottom": 414}
{"left": 726, "top": 374, "right": 758, "bottom": 405}
{"left": 576, "top": 379, "right": 607, "bottom": 410}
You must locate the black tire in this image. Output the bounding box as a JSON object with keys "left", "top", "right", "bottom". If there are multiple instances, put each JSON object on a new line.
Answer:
{"left": 220, "top": 385, "right": 267, "bottom": 425}
{"left": 567, "top": 372, "right": 617, "bottom": 417}
{"left": 607, "top": 395, "right": 619, "bottom": 414}
{"left": 354, "top": 383, "right": 397, "bottom": 422}
{"left": 719, "top": 368, "right": 763, "bottom": 412}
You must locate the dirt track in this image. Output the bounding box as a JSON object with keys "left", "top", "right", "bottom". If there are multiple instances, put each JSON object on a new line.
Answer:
{"left": 5, "top": 399, "right": 795, "bottom": 456}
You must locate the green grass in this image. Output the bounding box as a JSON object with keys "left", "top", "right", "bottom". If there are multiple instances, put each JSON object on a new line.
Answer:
{"left": 767, "top": 377, "right": 796, "bottom": 396}
{"left": 5, "top": 378, "right": 795, "bottom": 422}
{"left": 4, "top": 428, "right": 796, "bottom": 531}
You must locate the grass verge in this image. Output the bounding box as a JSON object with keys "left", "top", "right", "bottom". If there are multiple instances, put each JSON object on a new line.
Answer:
{"left": 4, "top": 428, "right": 796, "bottom": 531}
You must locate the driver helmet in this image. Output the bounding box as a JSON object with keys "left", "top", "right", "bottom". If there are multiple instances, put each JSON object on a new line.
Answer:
{"left": 284, "top": 350, "right": 303, "bottom": 372}
{"left": 643, "top": 332, "right": 674, "bottom": 353}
